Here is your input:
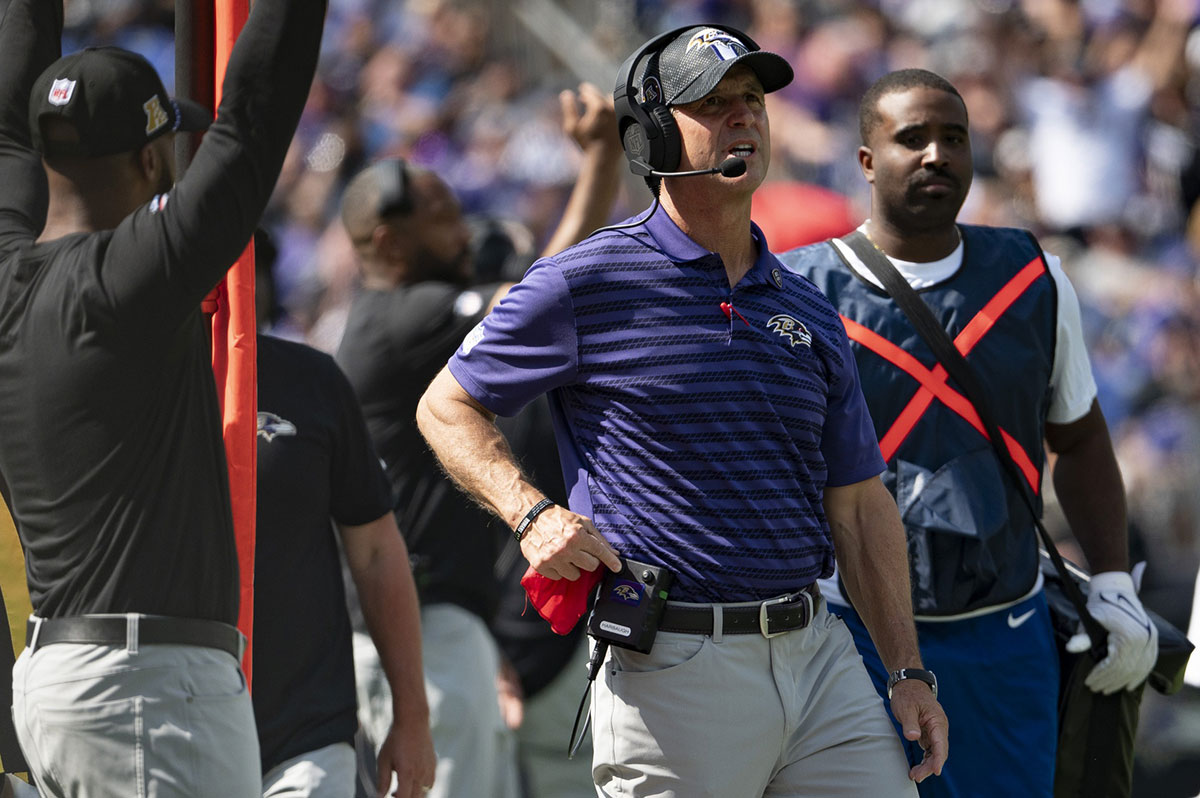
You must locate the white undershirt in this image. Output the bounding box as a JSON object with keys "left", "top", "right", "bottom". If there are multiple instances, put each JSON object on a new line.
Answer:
{"left": 830, "top": 224, "right": 1097, "bottom": 424}
{"left": 818, "top": 225, "right": 1093, "bottom": 618}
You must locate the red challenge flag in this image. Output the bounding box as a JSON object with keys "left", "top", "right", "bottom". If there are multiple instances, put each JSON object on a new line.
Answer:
{"left": 205, "top": 0, "right": 257, "bottom": 687}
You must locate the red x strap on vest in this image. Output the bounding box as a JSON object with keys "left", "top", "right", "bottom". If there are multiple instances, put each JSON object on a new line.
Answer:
{"left": 842, "top": 256, "right": 1046, "bottom": 493}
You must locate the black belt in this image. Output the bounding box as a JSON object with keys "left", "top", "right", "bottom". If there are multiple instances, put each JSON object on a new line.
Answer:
{"left": 26, "top": 614, "right": 243, "bottom": 659}
{"left": 659, "top": 584, "right": 821, "bottom": 637}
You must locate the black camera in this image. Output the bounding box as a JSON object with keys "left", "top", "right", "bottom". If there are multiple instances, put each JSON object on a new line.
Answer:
{"left": 586, "top": 558, "right": 673, "bottom": 654}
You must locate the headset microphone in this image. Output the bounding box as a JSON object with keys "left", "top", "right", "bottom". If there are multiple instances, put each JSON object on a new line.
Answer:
{"left": 585, "top": 157, "right": 750, "bottom": 239}
{"left": 717, "top": 157, "right": 748, "bottom": 177}
{"left": 638, "top": 157, "right": 747, "bottom": 179}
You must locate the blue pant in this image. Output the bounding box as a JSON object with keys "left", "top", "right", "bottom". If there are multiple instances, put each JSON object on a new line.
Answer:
{"left": 833, "top": 591, "right": 1059, "bottom": 798}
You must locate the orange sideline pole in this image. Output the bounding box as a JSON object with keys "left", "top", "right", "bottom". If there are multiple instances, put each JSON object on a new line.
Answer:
{"left": 209, "top": 0, "right": 257, "bottom": 688}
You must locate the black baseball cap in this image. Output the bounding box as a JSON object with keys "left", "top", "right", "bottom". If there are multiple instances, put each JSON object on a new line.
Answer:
{"left": 649, "top": 26, "right": 793, "bottom": 106}
{"left": 29, "top": 47, "right": 211, "bottom": 158}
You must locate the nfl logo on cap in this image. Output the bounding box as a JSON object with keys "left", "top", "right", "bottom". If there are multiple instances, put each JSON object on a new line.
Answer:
{"left": 48, "top": 78, "right": 76, "bottom": 107}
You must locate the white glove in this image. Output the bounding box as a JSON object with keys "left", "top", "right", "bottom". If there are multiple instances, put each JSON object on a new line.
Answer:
{"left": 1065, "top": 568, "right": 1157, "bottom": 694}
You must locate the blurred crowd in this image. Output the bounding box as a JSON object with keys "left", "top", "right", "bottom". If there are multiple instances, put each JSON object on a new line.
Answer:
{"left": 47, "top": 0, "right": 1200, "bottom": 792}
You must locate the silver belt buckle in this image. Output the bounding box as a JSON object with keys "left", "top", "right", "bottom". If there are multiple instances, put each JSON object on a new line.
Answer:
{"left": 758, "top": 590, "right": 814, "bottom": 638}
{"left": 758, "top": 594, "right": 791, "bottom": 638}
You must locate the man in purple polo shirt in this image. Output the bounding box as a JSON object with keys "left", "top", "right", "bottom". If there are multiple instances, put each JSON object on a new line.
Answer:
{"left": 417, "top": 24, "right": 947, "bottom": 797}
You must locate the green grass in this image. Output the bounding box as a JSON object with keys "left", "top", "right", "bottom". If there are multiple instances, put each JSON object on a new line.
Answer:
{"left": 0, "top": 508, "right": 28, "bottom": 660}
{"left": 1, "top": 507, "right": 28, "bottom": 774}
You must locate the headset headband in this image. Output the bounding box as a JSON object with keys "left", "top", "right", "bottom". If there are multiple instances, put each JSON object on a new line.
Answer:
{"left": 375, "top": 158, "right": 413, "bottom": 218}
{"left": 614, "top": 24, "right": 761, "bottom": 110}
{"left": 613, "top": 24, "right": 760, "bottom": 176}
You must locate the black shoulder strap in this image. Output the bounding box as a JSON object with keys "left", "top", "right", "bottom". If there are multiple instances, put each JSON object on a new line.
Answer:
{"left": 840, "top": 229, "right": 1107, "bottom": 656}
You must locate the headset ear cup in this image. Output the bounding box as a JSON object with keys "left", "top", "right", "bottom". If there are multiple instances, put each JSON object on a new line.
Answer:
{"left": 621, "top": 121, "right": 651, "bottom": 169}
{"left": 650, "top": 105, "right": 680, "bottom": 173}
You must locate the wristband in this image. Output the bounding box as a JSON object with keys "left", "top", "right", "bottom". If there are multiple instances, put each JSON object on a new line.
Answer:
{"left": 886, "top": 668, "right": 938, "bottom": 700}
{"left": 514, "top": 498, "right": 555, "bottom": 542}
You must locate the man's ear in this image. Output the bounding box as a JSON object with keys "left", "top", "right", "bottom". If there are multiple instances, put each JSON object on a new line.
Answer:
{"left": 137, "top": 141, "right": 162, "bottom": 185}
{"left": 371, "top": 221, "right": 392, "bottom": 256}
{"left": 138, "top": 135, "right": 175, "bottom": 185}
{"left": 858, "top": 145, "right": 874, "bottom": 184}
{"left": 373, "top": 220, "right": 409, "bottom": 261}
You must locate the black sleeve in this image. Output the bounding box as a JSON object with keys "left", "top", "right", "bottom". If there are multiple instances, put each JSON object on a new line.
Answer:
{"left": 325, "top": 355, "right": 394, "bottom": 527}
{"left": 386, "top": 282, "right": 502, "bottom": 374}
{"left": 0, "top": 0, "right": 62, "bottom": 253}
{"left": 99, "top": 0, "right": 327, "bottom": 337}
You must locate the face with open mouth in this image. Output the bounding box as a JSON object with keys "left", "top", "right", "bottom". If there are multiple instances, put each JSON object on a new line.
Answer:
{"left": 670, "top": 64, "right": 770, "bottom": 188}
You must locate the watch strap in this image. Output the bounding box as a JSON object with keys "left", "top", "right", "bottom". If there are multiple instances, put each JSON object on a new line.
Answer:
{"left": 887, "top": 667, "right": 938, "bottom": 700}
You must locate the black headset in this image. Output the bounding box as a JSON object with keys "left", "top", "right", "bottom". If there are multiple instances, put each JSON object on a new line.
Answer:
{"left": 613, "top": 24, "right": 761, "bottom": 177}
{"left": 374, "top": 158, "right": 413, "bottom": 218}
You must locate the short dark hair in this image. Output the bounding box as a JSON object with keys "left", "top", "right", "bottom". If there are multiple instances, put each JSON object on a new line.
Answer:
{"left": 858, "top": 69, "right": 965, "bottom": 145}
{"left": 340, "top": 158, "right": 416, "bottom": 244}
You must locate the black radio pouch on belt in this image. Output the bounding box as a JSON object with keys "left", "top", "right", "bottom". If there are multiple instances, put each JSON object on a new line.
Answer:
{"left": 586, "top": 558, "right": 673, "bottom": 654}
{"left": 567, "top": 558, "right": 673, "bottom": 758}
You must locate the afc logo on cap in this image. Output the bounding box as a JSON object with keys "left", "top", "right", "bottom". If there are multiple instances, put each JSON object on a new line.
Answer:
{"left": 143, "top": 96, "right": 169, "bottom": 135}
{"left": 48, "top": 78, "right": 76, "bottom": 106}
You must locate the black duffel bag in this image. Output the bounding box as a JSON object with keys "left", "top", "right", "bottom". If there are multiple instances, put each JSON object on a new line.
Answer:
{"left": 1042, "top": 552, "right": 1194, "bottom": 798}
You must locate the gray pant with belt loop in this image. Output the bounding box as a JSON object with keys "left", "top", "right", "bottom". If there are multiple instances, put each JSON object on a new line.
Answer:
{"left": 13, "top": 616, "right": 260, "bottom": 798}
{"left": 590, "top": 600, "right": 918, "bottom": 798}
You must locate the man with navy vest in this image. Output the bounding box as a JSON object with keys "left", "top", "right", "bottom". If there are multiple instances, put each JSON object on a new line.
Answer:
{"left": 780, "top": 69, "right": 1158, "bottom": 798}
{"left": 417, "top": 26, "right": 947, "bottom": 797}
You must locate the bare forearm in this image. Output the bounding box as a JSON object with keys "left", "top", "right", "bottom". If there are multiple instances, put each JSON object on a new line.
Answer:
{"left": 825, "top": 480, "right": 948, "bottom": 781}
{"left": 541, "top": 141, "right": 623, "bottom": 257}
{"left": 827, "top": 478, "right": 923, "bottom": 672}
{"left": 1133, "top": 0, "right": 1192, "bottom": 92}
{"left": 541, "top": 82, "right": 623, "bottom": 258}
{"left": 1047, "top": 401, "right": 1129, "bottom": 573}
{"left": 418, "top": 366, "right": 622, "bottom": 581}
{"left": 346, "top": 519, "right": 429, "bottom": 724}
{"left": 416, "top": 366, "right": 545, "bottom": 531}
{"left": 1052, "top": 443, "right": 1128, "bottom": 574}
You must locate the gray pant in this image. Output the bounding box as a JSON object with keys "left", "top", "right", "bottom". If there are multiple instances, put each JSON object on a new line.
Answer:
{"left": 514, "top": 639, "right": 594, "bottom": 798}
{"left": 12, "top": 638, "right": 259, "bottom": 798}
{"left": 262, "top": 742, "right": 356, "bottom": 798}
{"left": 354, "top": 604, "right": 519, "bottom": 798}
{"left": 591, "top": 602, "right": 918, "bottom": 798}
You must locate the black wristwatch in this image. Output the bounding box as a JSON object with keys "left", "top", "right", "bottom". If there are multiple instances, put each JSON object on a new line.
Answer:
{"left": 887, "top": 668, "right": 938, "bottom": 700}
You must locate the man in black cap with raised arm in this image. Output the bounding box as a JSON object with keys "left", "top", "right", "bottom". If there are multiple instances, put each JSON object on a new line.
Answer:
{"left": 0, "top": 0, "right": 326, "bottom": 794}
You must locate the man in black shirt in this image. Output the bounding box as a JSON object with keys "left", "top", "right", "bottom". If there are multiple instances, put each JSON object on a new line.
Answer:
{"left": 336, "top": 84, "right": 622, "bottom": 798}
{"left": 336, "top": 159, "right": 522, "bottom": 798}
{"left": 0, "top": 0, "right": 325, "bottom": 794}
{"left": 254, "top": 333, "right": 435, "bottom": 798}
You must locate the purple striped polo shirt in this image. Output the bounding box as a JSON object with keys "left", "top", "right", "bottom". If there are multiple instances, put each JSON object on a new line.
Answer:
{"left": 449, "top": 208, "right": 885, "bottom": 602}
